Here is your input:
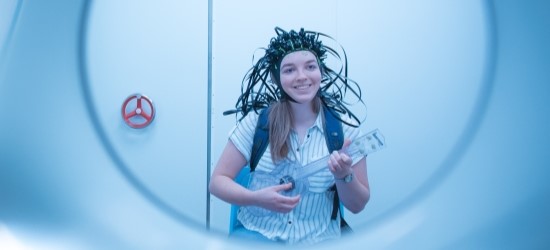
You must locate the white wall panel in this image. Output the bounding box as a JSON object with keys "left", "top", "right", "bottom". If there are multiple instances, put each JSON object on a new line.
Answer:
{"left": 86, "top": 0, "right": 209, "bottom": 225}
{"left": 334, "top": 0, "right": 488, "bottom": 231}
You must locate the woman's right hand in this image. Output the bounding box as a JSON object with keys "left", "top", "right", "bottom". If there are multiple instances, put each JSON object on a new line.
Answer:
{"left": 253, "top": 183, "right": 300, "bottom": 213}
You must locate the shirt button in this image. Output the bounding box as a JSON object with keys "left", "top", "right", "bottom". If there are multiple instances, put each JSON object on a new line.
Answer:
{"left": 288, "top": 221, "right": 292, "bottom": 224}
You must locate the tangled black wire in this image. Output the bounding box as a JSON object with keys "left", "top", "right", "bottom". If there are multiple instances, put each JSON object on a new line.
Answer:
{"left": 224, "top": 27, "right": 366, "bottom": 128}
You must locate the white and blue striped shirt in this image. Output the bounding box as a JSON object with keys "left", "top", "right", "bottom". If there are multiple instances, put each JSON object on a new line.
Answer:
{"left": 229, "top": 111, "right": 364, "bottom": 245}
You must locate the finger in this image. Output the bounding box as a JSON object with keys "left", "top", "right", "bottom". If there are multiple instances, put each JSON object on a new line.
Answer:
{"left": 328, "top": 156, "right": 340, "bottom": 172}
{"left": 281, "top": 196, "right": 300, "bottom": 208}
{"left": 332, "top": 152, "right": 345, "bottom": 168}
{"left": 273, "top": 182, "right": 293, "bottom": 192}
{"left": 280, "top": 203, "right": 298, "bottom": 213}
{"left": 339, "top": 138, "right": 352, "bottom": 154}
{"left": 340, "top": 153, "right": 352, "bottom": 165}
{"left": 286, "top": 195, "right": 300, "bottom": 204}
{"left": 330, "top": 150, "right": 342, "bottom": 163}
{"left": 271, "top": 195, "right": 299, "bottom": 212}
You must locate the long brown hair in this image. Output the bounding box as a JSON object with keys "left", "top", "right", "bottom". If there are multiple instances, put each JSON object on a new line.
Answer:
{"left": 268, "top": 97, "right": 322, "bottom": 162}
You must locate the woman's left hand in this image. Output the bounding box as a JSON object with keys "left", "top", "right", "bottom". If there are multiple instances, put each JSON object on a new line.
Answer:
{"left": 328, "top": 139, "right": 353, "bottom": 179}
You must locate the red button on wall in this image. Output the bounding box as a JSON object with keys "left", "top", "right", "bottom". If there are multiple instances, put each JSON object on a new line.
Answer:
{"left": 121, "top": 94, "right": 155, "bottom": 129}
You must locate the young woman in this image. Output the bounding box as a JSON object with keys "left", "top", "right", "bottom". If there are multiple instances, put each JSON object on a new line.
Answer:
{"left": 209, "top": 27, "right": 370, "bottom": 245}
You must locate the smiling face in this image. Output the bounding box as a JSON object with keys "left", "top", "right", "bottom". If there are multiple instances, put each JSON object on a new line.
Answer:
{"left": 278, "top": 50, "right": 322, "bottom": 104}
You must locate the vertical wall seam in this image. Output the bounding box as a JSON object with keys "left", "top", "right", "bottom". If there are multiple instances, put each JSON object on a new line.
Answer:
{"left": 205, "top": 0, "right": 213, "bottom": 230}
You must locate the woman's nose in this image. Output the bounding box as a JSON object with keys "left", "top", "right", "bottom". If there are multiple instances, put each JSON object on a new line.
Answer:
{"left": 296, "top": 69, "right": 307, "bottom": 81}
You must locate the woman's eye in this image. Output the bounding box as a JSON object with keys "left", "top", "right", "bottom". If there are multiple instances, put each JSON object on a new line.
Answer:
{"left": 283, "top": 68, "right": 294, "bottom": 73}
{"left": 307, "top": 64, "right": 318, "bottom": 70}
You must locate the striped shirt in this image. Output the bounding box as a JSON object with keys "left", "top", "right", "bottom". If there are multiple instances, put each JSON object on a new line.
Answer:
{"left": 229, "top": 111, "right": 364, "bottom": 245}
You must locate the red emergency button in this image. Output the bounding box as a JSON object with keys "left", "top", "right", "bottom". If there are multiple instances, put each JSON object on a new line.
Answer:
{"left": 121, "top": 94, "right": 155, "bottom": 128}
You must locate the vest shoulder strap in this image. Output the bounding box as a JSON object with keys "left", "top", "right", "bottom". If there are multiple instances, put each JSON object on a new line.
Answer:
{"left": 250, "top": 108, "right": 269, "bottom": 172}
{"left": 323, "top": 105, "right": 344, "bottom": 152}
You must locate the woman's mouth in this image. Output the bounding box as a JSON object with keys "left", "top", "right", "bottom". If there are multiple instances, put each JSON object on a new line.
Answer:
{"left": 294, "top": 84, "right": 312, "bottom": 90}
